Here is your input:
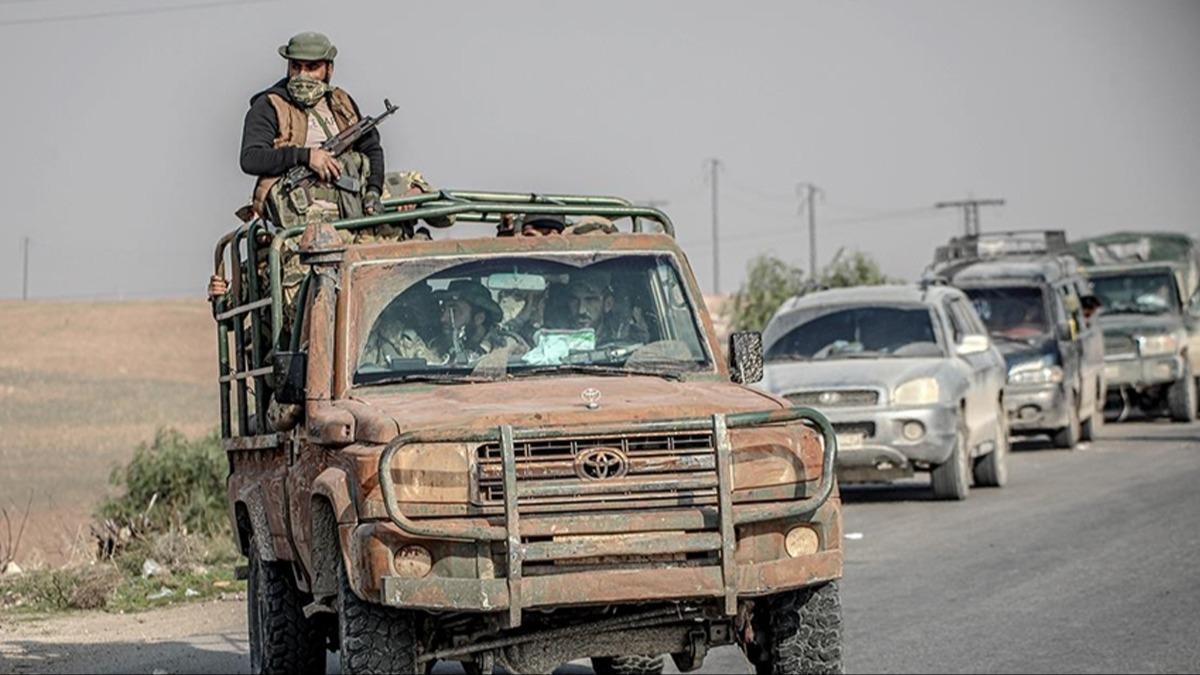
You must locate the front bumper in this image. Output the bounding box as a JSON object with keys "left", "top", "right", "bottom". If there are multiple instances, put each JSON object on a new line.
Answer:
{"left": 355, "top": 500, "right": 843, "bottom": 612}
{"left": 1103, "top": 354, "right": 1184, "bottom": 389}
{"left": 1004, "top": 383, "right": 1070, "bottom": 432}
{"left": 372, "top": 407, "right": 839, "bottom": 626}
{"left": 824, "top": 403, "right": 958, "bottom": 480}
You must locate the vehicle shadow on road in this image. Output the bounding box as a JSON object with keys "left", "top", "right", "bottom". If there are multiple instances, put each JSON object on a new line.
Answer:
{"left": 839, "top": 481, "right": 935, "bottom": 504}
{"left": 0, "top": 637, "right": 248, "bottom": 675}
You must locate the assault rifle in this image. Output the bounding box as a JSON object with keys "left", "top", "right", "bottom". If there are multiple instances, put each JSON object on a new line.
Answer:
{"left": 279, "top": 98, "right": 398, "bottom": 196}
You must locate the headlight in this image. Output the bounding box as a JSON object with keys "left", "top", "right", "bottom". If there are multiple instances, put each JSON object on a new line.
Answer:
{"left": 1007, "top": 363, "right": 1064, "bottom": 385}
{"left": 893, "top": 377, "right": 940, "bottom": 405}
{"left": 1137, "top": 333, "right": 1180, "bottom": 356}
{"left": 391, "top": 443, "right": 470, "bottom": 503}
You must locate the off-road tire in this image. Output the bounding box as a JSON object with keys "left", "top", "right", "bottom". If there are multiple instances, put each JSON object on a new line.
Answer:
{"left": 754, "top": 582, "right": 843, "bottom": 675}
{"left": 591, "top": 655, "right": 665, "bottom": 675}
{"left": 1166, "top": 365, "right": 1197, "bottom": 422}
{"left": 247, "top": 534, "right": 325, "bottom": 675}
{"left": 337, "top": 561, "right": 419, "bottom": 674}
{"left": 973, "top": 404, "right": 1008, "bottom": 488}
{"left": 931, "top": 426, "right": 970, "bottom": 500}
{"left": 1052, "top": 391, "right": 1081, "bottom": 449}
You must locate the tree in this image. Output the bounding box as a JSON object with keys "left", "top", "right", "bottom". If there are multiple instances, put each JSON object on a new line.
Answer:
{"left": 819, "top": 250, "right": 896, "bottom": 288}
{"left": 726, "top": 255, "right": 807, "bottom": 332}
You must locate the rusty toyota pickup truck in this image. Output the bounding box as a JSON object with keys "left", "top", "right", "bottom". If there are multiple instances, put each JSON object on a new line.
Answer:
{"left": 210, "top": 191, "right": 843, "bottom": 675}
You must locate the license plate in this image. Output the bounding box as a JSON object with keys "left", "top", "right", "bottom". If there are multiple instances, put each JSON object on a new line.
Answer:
{"left": 836, "top": 432, "right": 865, "bottom": 449}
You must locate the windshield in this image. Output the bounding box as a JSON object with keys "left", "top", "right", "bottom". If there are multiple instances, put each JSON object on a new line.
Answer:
{"left": 351, "top": 253, "right": 711, "bottom": 384}
{"left": 766, "top": 306, "right": 942, "bottom": 361}
{"left": 964, "top": 287, "right": 1050, "bottom": 340}
{"left": 1091, "top": 271, "right": 1180, "bottom": 315}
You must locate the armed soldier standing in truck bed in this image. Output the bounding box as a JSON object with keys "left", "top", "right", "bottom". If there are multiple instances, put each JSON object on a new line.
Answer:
{"left": 240, "top": 31, "right": 385, "bottom": 226}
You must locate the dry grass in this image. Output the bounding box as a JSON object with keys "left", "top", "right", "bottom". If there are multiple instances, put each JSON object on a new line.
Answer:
{"left": 0, "top": 299, "right": 217, "bottom": 566}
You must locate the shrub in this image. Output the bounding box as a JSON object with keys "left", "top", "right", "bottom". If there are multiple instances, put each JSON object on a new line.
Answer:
{"left": 726, "top": 255, "right": 808, "bottom": 332}
{"left": 98, "top": 429, "right": 229, "bottom": 538}
{"left": 819, "top": 250, "right": 896, "bottom": 288}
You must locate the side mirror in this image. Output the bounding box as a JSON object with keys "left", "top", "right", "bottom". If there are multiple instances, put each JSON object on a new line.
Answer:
{"left": 272, "top": 351, "right": 307, "bottom": 405}
{"left": 729, "top": 331, "right": 764, "bottom": 384}
{"left": 956, "top": 334, "right": 990, "bottom": 356}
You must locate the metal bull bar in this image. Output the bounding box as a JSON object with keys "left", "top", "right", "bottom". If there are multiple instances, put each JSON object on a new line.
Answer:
{"left": 377, "top": 407, "right": 837, "bottom": 627}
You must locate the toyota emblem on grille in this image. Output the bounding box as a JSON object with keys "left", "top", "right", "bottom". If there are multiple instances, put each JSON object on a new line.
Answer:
{"left": 575, "top": 447, "right": 628, "bottom": 481}
{"left": 819, "top": 391, "right": 840, "bottom": 405}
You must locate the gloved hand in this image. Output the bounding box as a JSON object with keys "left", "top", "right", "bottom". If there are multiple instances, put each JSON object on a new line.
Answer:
{"left": 363, "top": 187, "right": 383, "bottom": 215}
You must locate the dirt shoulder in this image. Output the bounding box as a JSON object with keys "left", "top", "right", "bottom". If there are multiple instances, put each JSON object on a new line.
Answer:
{"left": 0, "top": 596, "right": 247, "bottom": 674}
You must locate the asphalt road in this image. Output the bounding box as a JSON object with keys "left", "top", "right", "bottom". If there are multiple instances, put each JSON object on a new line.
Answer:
{"left": 3, "top": 418, "right": 1198, "bottom": 674}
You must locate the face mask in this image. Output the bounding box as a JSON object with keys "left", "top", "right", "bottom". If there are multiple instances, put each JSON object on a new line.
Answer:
{"left": 287, "top": 74, "right": 328, "bottom": 108}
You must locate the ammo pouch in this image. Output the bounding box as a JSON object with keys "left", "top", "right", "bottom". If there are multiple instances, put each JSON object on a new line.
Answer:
{"left": 264, "top": 151, "right": 370, "bottom": 229}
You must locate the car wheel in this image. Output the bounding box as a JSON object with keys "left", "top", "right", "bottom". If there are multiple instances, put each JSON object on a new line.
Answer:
{"left": 931, "top": 425, "right": 971, "bottom": 500}
{"left": 337, "top": 558, "right": 419, "bottom": 674}
{"left": 591, "top": 655, "right": 665, "bottom": 675}
{"left": 973, "top": 403, "right": 1008, "bottom": 488}
{"left": 1052, "top": 391, "right": 1081, "bottom": 449}
{"left": 247, "top": 532, "right": 326, "bottom": 675}
{"left": 1166, "top": 365, "right": 1197, "bottom": 422}
{"left": 752, "top": 582, "right": 843, "bottom": 675}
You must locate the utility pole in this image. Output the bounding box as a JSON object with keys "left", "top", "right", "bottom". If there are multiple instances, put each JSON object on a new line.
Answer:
{"left": 935, "top": 197, "right": 1005, "bottom": 236}
{"left": 706, "top": 158, "right": 723, "bottom": 293}
{"left": 797, "top": 183, "right": 822, "bottom": 280}
{"left": 21, "top": 236, "right": 29, "bottom": 301}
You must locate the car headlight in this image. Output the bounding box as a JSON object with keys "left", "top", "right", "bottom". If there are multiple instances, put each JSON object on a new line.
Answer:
{"left": 390, "top": 443, "right": 470, "bottom": 503}
{"left": 1007, "top": 363, "right": 1064, "bottom": 385}
{"left": 893, "top": 377, "right": 940, "bottom": 405}
{"left": 1137, "top": 333, "right": 1180, "bottom": 357}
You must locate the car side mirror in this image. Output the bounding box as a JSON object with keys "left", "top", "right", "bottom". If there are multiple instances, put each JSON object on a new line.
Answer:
{"left": 729, "top": 331, "right": 764, "bottom": 384}
{"left": 956, "top": 334, "right": 990, "bottom": 356}
{"left": 272, "top": 351, "right": 307, "bottom": 405}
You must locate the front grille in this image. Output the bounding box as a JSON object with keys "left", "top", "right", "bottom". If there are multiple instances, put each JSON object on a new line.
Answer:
{"left": 1104, "top": 333, "right": 1137, "bottom": 356}
{"left": 475, "top": 432, "right": 716, "bottom": 511}
{"left": 832, "top": 422, "right": 876, "bottom": 438}
{"left": 786, "top": 389, "right": 879, "bottom": 408}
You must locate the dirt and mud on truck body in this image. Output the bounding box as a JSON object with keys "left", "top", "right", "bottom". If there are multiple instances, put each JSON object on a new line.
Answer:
{"left": 211, "top": 191, "right": 844, "bottom": 674}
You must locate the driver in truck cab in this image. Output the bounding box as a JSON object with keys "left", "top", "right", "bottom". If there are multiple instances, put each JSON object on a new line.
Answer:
{"left": 559, "top": 273, "right": 651, "bottom": 344}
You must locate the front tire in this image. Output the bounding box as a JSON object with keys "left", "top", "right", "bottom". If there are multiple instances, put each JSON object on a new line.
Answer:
{"left": 247, "top": 534, "right": 325, "bottom": 675}
{"left": 931, "top": 426, "right": 971, "bottom": 500}
{"left": 1052, "top": 390, "right": 1081, "bottom": 449}
{"left": 973, "top": 404, "right": 1008, "bottom": 488}
{"left": 1167, "top": 365, "right": 1197, "bottom": 422}
{"left": 337, "top": 560, "right": 419, "bottom": 674}
{"left": 591, "top": 655, "right": 665, "bottom": 675}
{"left": 752, "top": 582, "right": 843, "bottom": 675}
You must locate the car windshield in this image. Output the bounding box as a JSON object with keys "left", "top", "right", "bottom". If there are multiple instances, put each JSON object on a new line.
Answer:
{"left": 766, "top": 306, "right": 942, "bottom": 361}
{"left": 964, "top": 287, "right": 1050, "bottom": 340}
{"left": 1091, "top": 271, "right": 1180, "bottom": 315}
{"left": 351, "top": 253, "right": 711, "bottom": 384}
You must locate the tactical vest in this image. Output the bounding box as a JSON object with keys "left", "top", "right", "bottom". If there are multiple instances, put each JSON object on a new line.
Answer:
{"left": 250, "top": 87, "right": 360, "bottom": 218}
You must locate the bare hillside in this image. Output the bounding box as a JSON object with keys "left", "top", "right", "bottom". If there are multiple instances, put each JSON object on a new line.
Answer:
{"left": 0, "top": 299, "right": 216, "bottom": 566}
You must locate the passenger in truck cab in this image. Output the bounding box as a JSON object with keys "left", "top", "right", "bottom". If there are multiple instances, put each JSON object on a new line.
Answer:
{"left": 557, "top": 272, "right": 651, "bottom": 344}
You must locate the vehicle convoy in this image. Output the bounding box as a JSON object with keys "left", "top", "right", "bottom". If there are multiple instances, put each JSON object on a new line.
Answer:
{"left": 1069, "top": 231, "right": 1200, "bottom": 422}
{"left": 927, "top": 230, "right": 1106, "bottom": 448}
{"left": 759, "top": 284, "right": 1008, "bottom": 500}
{"left": 210, "top": 191, "right": 844, "bottom": 674}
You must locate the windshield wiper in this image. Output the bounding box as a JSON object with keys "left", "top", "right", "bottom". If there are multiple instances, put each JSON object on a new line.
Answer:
{"left": 513, "top": 364, "right": 684, "bottom": 381}
{"left": 356, "top": 372, "right": 495, "bottom": 386}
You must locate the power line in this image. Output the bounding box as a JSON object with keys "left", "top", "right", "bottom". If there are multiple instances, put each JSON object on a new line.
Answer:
{"left": 0, "top": 0, "right": 277, "bottom": 27}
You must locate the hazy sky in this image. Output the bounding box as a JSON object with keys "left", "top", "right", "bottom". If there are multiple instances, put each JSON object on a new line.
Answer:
{"left": 1, "top": 0, "right": 1198, "bottom": 299}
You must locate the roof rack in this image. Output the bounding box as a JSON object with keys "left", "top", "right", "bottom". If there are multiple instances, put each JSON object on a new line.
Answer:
{"left": 933, "top": 229, "right": 1069, "bottom": 265}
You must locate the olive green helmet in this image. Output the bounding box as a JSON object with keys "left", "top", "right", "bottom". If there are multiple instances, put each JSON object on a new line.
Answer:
{"left": 278, "top": 31, "right": 337, "bottom": 62}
